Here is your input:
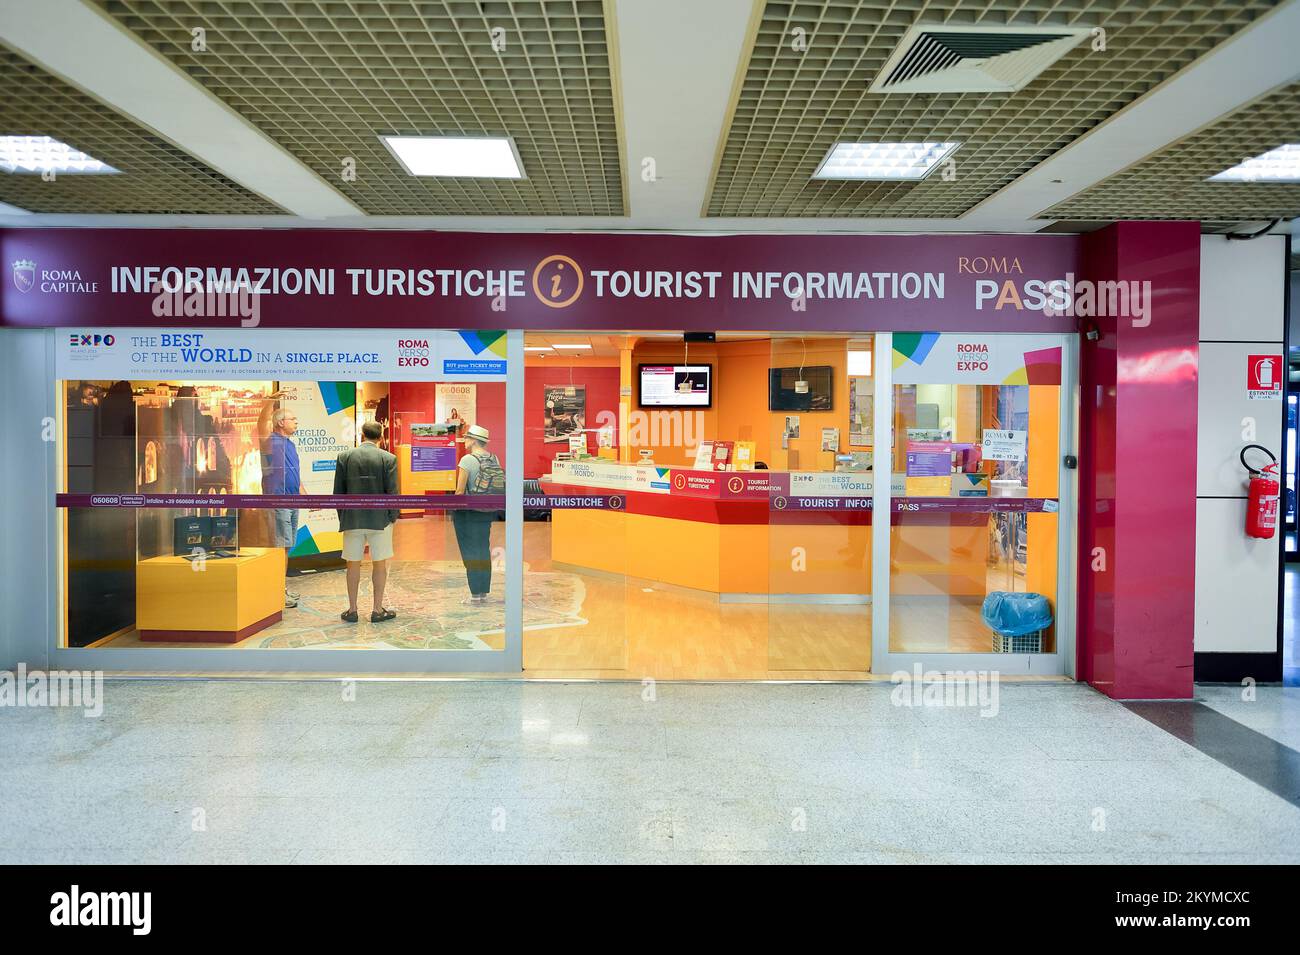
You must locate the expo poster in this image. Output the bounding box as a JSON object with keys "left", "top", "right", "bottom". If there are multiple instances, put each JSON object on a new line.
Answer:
{"left": 54, "top": 328, "right": 508, "bottom": 381}
{"left": 435, "top": 382, "right": 477, "bottom": 437}
{"left": 277, "top": 381, "right": 356, "bottom": 557}
{"left": 544, "top": 385, "right": 586, "bottom": 444}
{"left": 892, "top": 333, "right": 1063, "bottom": 385}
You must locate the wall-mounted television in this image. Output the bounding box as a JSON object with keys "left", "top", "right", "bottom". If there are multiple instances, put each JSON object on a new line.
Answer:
{"left": 639, "top": 364, "right": 712, "bottom": 408}
{"left": 769, "top": 365, "right": 833, "bottom": 411}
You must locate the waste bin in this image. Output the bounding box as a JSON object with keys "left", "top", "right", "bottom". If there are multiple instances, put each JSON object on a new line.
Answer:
{"left": 982, "top": 591, "right": 1053, "bottom": 653}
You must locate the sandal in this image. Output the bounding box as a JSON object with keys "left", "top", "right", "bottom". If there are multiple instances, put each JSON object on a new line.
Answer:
{"left": 340, "top": 609, "right": 359, "bottom": 623}
{"left": 370, "top": 608, "right": 397, "bottom": 623}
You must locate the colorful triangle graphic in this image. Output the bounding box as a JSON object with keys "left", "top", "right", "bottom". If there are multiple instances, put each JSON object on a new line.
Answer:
{"left": 317, "top": 381, "right": 356, "bottom": 417}
{"left": 457, "top": 330, "right": 507, "bottom": 358}
{"left": 892, "top": 332, "right": 940, "bottom": 369}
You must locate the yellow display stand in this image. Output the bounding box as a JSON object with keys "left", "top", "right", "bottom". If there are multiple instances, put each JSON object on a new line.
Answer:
{"left": 137, "top": 546, "right": 285, "bottom": 643}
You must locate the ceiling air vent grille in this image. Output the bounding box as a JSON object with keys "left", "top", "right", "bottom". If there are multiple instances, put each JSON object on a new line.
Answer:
{"left": 870, "top": 25, "right": 1090, "bottom": 95}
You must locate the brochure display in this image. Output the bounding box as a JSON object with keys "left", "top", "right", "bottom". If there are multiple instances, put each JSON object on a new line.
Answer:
{"left": 849, "top": 377, "right": 872, "bottom": 447}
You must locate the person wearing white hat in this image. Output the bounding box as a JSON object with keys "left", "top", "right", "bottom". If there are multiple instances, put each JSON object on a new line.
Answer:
{"left": 453, "top": 423, "right": 502, "bottom": 604}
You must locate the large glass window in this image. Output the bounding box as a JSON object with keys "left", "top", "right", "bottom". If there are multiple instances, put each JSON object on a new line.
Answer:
{"left": 55, "top": 328, "right": 1072, "bottom": 676}
{"left": 59, "top": 369, "right": 510, "bottom": 653}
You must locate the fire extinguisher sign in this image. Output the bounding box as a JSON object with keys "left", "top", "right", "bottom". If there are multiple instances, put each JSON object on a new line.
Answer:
{"left": 1247, "top": 354, "right": 1283, "bottom": 400}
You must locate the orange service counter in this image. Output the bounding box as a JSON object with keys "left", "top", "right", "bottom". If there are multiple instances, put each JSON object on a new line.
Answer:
{"left": 541, "top": 463, "right": 988, "bottom": 598}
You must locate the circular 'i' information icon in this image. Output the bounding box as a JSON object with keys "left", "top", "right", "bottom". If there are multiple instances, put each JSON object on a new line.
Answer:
{"left": 532, "top": 254, "right": 584, "bottom": 308}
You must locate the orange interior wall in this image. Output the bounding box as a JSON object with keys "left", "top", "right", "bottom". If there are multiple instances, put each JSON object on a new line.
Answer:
{"left": 1026, "top": 385, "right": 1060, "bottom": 647}
{"left": 716, "top": 340, "right": 773, "bottom": 464}
{"left": 761, "top": 338, "right": 850, "bottom": 470}
{"left": 955, "top": 386, "right": 980, "bottom": 443}
{"left": 628, "top": 337, "right": 852, "bottom": 470}
{"left": 1025, "top": 385, "right": 1060, "bottom": 500}
{"left": 627, "top": 341, "right": 719, "bottom": 466}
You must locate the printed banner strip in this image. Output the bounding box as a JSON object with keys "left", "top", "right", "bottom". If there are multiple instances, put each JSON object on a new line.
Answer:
{"left": 56, "top": 493, "right": 1054, "bottom": 513}
{"left": 770, "top": 497, "right": 1056, "bottom": 512}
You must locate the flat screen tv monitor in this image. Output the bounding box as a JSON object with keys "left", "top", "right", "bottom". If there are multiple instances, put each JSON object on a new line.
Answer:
{"left": 639, "top": 363, "right": 712, "bottom": 408}
{"left": 769, "top": 365, "right": 833, "bottom": 411}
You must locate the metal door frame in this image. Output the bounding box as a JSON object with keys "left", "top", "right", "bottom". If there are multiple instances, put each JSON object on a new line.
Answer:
{"left": 870, "top": 331, "right": 1078, "bottom": 678}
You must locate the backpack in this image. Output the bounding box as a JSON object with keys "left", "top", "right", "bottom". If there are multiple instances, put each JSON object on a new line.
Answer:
{"left": 469, "top": 450, "right": 506, "bottom": 494}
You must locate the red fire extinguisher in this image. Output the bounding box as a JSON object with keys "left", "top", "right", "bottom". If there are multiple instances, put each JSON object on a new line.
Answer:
{"left": 1241, "top": 444, "right": 1280, "bottom": 539}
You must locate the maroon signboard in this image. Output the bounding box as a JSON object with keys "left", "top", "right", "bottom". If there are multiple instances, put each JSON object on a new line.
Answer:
{"left": 2, "top": 228, "right": 1080, "bottom": 332}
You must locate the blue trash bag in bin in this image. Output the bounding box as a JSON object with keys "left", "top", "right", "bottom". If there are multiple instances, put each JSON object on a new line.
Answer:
{"left": 981, "top": 592, "right": 1053, "bottom": 637}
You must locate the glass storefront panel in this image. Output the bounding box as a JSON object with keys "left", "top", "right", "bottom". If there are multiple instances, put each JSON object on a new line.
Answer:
{"left": 376, "top": 380, "right": 508, "bottom": 651}
{"left": 527, "top": 331, "right": 764, "bottom": 678}
{"left": 523, "top": 332, "right": 630, "bottom": 673}
{"left": 59, "top": 364, "right": 512, "bottom": 654}
{"left": 55, "top": 328, "right": 1073, "bottom": 676}
{"left": 765, "top": 334, "right": 873, "bottom": 673}
{"left": 887, "top": 333, "right": 1065, "bottom": 657}
{"left": 525, "top": 331, "right": 881, "bottom": 679}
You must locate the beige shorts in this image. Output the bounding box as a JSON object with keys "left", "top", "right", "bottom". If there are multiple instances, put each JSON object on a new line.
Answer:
{"left": 341, "top": 524, "right": 394, "bottom": 562}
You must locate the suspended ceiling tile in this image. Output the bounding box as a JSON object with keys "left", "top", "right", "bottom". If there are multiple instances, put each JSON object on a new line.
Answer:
{"left": 706, "top": 0, "right": 1283, "bottom": 219}
{"left": 1044, "top": 81, "right": 1300, "bottom": 222}
{"left": 93, "top": 0, "right": 625, "bottom": 217}
{"left": 0, "top": 44, "right": 281, "bottom": 215}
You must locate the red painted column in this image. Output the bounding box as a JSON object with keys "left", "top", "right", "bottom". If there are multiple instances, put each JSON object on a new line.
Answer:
{"left": 1078, "top": 222, "right": 1200, "bottom": 699}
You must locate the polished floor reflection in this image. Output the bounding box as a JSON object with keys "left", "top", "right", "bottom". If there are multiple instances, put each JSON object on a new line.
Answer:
{"left": 3, "top": 681, "right": 1297, "bottom": 864}
{"left": 92, "top": 515, "right": 1049, "bottom": 674}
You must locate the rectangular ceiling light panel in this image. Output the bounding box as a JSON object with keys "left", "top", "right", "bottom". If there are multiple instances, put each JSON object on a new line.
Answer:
{"left": 0, "top": 135, "right": 118, "bottom": 174}
{"left": 813, "top": 142, "right": 960, "bottom": 180}
{"left": 1208, "top": 144, "right": 1300, "bottom": 183}
{"left": 380, "top": 136, "right": 525, "bottom": 179}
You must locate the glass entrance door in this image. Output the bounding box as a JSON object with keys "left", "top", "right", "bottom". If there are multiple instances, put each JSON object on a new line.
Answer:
{"left": 871, "top": 332, "right": 1076, "bottom": 676}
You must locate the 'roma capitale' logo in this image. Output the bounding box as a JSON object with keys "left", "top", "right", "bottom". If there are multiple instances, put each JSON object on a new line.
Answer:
{"left": 12, "top": 259, "right": 35, "bottom": 293}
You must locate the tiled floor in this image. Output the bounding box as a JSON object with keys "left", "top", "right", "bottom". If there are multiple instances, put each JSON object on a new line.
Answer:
{"left": 2, "top": 680, "right": 1298, "bottom": 864}
{"left": 1198, "top": 684, "right": 1300, "bottom": 750}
